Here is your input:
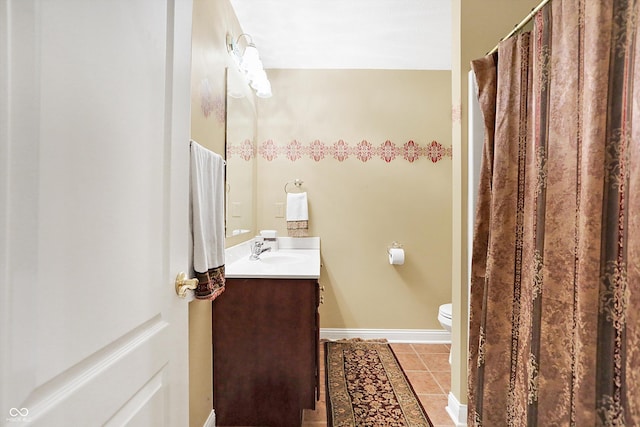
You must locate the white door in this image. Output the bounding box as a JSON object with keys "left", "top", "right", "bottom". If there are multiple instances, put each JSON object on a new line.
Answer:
{"left": 1, "top": 0, "right": 193, "bottom": 425}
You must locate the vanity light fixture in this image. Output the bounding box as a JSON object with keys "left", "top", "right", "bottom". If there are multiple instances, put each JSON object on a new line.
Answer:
{"left": 226, "top": 33, "right": 272, "bottom": 98}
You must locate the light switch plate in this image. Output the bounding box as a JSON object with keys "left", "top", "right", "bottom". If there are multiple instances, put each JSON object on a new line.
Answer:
{"left": 275, "top": 202, "right": 284, "bottom": 218}
{"left": 231, "top": 202, "right": 242, "bottom": 217}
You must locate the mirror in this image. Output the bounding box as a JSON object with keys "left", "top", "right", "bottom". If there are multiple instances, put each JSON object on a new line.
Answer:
{"left": 225, "top": 67, "right": 257, "bottom": 237}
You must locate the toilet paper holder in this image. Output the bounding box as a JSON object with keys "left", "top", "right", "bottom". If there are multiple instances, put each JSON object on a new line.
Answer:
{"left": 387, "top": 241, "right": 403, "bottom": 254}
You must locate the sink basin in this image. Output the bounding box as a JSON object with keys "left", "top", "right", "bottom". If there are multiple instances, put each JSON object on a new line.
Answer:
{"left": 258, "top": 253, "right": 305, "bottom": 265}
{"left": 225, "top": 238, "right": 320, "bottom": 279}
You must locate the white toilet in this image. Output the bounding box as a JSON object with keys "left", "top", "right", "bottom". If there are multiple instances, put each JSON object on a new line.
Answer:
{"left": 438, "top": 303, "right": 452, "bottom": 363}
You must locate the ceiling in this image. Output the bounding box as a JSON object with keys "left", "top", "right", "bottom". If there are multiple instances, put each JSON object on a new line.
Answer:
{"left": 227, "top": 0, "right": 452, "bottom": 70}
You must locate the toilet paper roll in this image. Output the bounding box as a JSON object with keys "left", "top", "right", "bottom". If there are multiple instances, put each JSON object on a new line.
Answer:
{"left": 388, "top": 248, "right": 405, "bottom": 265}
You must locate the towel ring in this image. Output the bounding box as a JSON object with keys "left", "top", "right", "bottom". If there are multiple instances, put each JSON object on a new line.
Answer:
{"left": 284, "top": 179, "right": 304, "bottom": 194}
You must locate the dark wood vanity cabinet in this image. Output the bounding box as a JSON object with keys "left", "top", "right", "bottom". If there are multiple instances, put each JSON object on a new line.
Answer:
{"left": 212, "top": 278, "right": 320, "bottom": 427}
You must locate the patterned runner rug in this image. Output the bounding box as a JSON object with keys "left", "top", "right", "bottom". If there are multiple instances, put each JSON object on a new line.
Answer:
{"left": 325, "top": 340, "right": 434, "bottom": 427}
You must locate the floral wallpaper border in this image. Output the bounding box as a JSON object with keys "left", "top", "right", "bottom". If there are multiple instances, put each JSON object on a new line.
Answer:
{"left": 227, "top": 139, "right": 452, "bottom": 163}
{"left": 199, "top": 78, "right": 225, "bottom": 124}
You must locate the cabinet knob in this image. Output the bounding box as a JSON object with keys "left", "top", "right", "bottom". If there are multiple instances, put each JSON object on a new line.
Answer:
{"left": 320, "top": 286, "right": 325, "bottom": 292}
{"left": 320, "top": 296, "right": 325, "bottom": 304}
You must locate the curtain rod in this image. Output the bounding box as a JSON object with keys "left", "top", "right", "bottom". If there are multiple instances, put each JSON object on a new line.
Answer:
{"left": 487, "top": 0, "right": 552, "bottom": 55}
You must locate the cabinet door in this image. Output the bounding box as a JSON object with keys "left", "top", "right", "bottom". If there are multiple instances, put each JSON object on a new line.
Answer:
{"left": 212, "top": 278, "right": 318, "bottom": 426}
{"left": 315, "top": 281, "right": 321, "bottom": 402}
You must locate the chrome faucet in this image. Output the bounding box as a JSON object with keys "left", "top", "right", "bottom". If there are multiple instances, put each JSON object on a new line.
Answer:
{"left": 249, "top": 240, "right": 271, "bottom": 260}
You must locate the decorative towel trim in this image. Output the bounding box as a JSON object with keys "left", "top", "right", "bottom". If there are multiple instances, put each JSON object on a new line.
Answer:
{"left": 195, "top": 265, "right": 225, "bottom": 300}
{"left": 287, "top": 220, "right": 308, "bottom": 237}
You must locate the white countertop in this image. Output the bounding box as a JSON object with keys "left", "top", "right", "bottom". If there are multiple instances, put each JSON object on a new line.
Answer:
{"left": 225, "top": 237, "right": 320, "bottom": 279}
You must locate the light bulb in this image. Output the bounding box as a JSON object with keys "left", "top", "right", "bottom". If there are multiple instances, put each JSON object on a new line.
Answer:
{"left": 240, "top": 45, "right": 260, "bottom": 71}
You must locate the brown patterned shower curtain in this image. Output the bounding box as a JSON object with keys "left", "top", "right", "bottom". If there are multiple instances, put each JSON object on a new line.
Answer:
{"left": 468, "top": 0, "right": 639, "bottom": 425}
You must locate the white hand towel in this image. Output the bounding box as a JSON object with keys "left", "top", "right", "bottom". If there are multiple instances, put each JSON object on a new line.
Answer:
{"left": 190, "top": 141, "right": 225, "bottom": 273}
{"left": 286, "top": 192, "right": 309, "bottom": 221}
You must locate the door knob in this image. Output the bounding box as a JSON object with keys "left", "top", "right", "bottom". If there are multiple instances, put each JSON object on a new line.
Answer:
{"left": 175, "top": 272, "right": 198, "bottom": 298}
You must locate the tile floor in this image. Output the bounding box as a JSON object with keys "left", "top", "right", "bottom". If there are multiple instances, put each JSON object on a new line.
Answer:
{"left": 302, "top": 342, "right": 455, "bottom": 427}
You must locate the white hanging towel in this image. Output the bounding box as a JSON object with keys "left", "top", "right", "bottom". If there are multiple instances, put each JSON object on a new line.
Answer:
{"left": 190, "top": 141, "right": 226, "bottom": 299}
{"left": 286, "top": 192, "right": 309, "bottom": 221}
{"left": 286, "top": 192, "right": 309, "bottom": 237}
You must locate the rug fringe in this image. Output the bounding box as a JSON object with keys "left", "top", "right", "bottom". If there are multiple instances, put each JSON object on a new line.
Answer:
{"left": 323, "top": 337, "right": 388, "bottom": 343}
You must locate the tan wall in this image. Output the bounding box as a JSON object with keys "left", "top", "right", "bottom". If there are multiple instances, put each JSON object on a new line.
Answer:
{"left": 451, "top": 0, "right": 543, "bottom": 405}
{"left": 255, "top": 69, "right": 452, "bottom": 330}
{"left": 189, "top": 0, "right": 248, "bottom": 425}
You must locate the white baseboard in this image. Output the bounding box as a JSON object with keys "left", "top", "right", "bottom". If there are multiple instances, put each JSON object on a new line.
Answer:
{"left": 320, "top": 328, "right": 451, "bottom": 344}
{"left": 446, "top": 392, "right": 467, "bottom": 427}
{"left": 203, "top": 409, "right": 215, "bottom": 427}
